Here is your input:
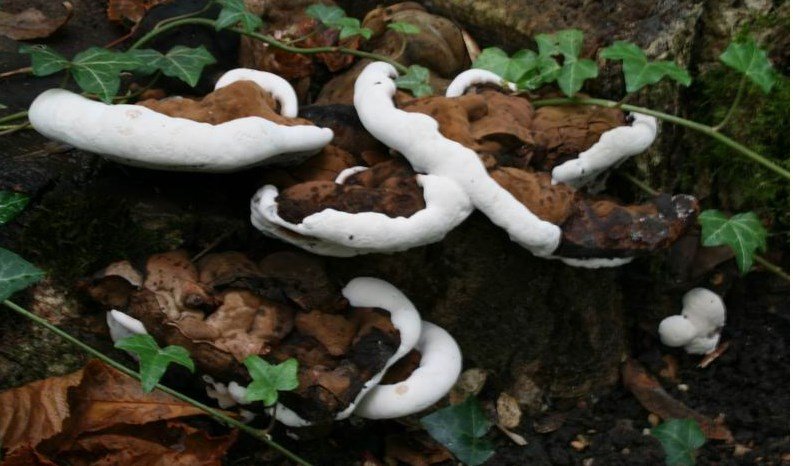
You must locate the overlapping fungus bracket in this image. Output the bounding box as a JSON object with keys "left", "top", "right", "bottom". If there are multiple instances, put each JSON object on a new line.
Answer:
{"left": 85, "top": 250, "right": 403, "bottom": 423}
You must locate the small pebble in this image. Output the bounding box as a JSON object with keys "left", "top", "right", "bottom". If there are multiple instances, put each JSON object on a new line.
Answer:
{"left": 677, "top": 383, "right": 689, "bottom": 392}
{"left": 648, "top": 413, "right": 661, "bottom": 426}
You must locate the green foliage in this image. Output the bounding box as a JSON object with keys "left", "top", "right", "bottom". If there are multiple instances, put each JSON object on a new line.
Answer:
{"left": 420, "top": 397, "right": 495, "bottom": 466}
{"left": 128, "top": 46, "right": 216, "bottom": 87}
{"left": 651, "top": 419, "right": 706, "bottom": 466}
{"left": 720, "top": 40, "right": 776, "bottom": 93}
{"left": 395, "top": 64, "right": 434, "bottom": 97}
{"left": 243, "top": 356, "right": 299, "bottom": 406}
{"left": 698, "top": 210, "right": 767, "bottom": 274}
{"left": 215, "top": 0, "right": 263, "bottom": 34}
{"left": 305, "top": 4, "right": 372, "bottom": 40}
{"left": 18, "top": 44, "right": 70, "bottom": 76}
{"left": 70, "top": 47, "right": 144, "bottom": 103}
{"left": 473, "top": 47, "right": 538, "bottom": 83}
{"left": 115, "top": 334, "right": 195, "bottom": 392}
{"left": 472, "top": 29, "right": 596, "bottom": 96}
{"left": 0, "top": 191, "right": 29, "bottom": 225}
{"left": 600, "top": 41, "right": 691, "bottom": 92}
{"left": 387, "top": 21, "right": 420, "bottom": 35}
{"left": 0, "top": 247, "right": 44, "bottom": 301}
{"left": 150, "top": 46, "right": 216, "bottom": 87}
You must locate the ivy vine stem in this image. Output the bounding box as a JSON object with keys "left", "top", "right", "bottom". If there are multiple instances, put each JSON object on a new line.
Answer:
{"left": 0, "top": 111, "right": 28, "bottom": 125}
{"left": 1, "top": 299, "right": 313, "bottom": 466}
{"left": 754, "top": 255, "right": 790, "bottom": 281}
{"left": 532, "top": 97, "right": 790, "bottom": 180}
{"left": 128, "top": 17, "right": 409, "bottom": 74}
{"left": 712, "top": 74, "right": 746, "bottom": 132}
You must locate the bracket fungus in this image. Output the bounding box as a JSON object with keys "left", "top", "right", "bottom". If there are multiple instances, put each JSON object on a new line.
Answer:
{"left": 28, "top": 68, "right": 332, "bottom": 172}
{"left": 89, "top": 250, "right": 462, "bottom": 426}
{"left": 658, "top": 288, "right": 726, "bottom": 354}
{"left": 250, "top": 62, "right": 698, "bottom": 264}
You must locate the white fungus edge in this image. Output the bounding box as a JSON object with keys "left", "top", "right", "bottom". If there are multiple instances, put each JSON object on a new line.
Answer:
{"left": 445, "top": 69, "right": 517, "bottom": 97}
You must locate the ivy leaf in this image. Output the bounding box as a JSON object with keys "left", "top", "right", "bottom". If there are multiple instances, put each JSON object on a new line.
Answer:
{"left": 651, "top": 419, "right": 706, "bottom": 466}
{"left": 305, "top": 4, "right": 371, "bottom": 40}
{"left": 395, "top": 64, "right": 434, "bottom": 97}
{"left": 601, "top": 41, "right": 691, "bottom": 92}
{"left": 534, "top": 33, "right": 559, "bottom": 57}
{"left": 115, "top": 334, "right": 195, "bottom": 392}
{"left": 154, "top": 45, "right": 216, "bottom": 87}
{"left": 215, "top": 0, "right": 263, "bottom": 33}
{"left": 243, "top": 356, "right": 299, "bottom": 406}
{"left": 70, "top": 47, "right": 143, "bottom": 103}
{"left": 473, "top": 47, "right": 537, "bottom": 83}
{"left": 305, "top": 4, "right": 346, "bottom": 25}
{"left": 698, "top": 210, "right": 767, "bottom": 274}
{"left": 0, "top": 191, "right": 29, "bottom": 225}
{"left": 0, "top": 248, "right": 44, "bottom": 301}
{"left": 387, "top": 21, "right": 420, "bottom": 35}
{"left": 719, "top": 40, "right": 776, "bottom": 93}
{"left": 125, "top": 49, "right": 164, "bottom": 75}
{"left": 556, "top": 29, "right": 584, "bottom": 60}
{"left": 420, "top": 397, "right": 495, "bottom": 466}
{"left": 557, "top": 58, "right": 597, "bottom": 97}
{"left": 18, "top": 44, "right": 70, "bottom": 76}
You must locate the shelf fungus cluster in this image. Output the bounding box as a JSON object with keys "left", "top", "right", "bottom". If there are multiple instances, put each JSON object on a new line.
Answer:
{"left": 255, "top": 62, "right": 699, "bottom": 265}
{"left": 85, "top": 250, "right": 462, "bottom": 426}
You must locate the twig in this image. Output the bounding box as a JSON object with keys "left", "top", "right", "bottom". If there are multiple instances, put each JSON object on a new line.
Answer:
{"left": 619, "top": 172, "right": 659, "bottom": 196}
{"left": 0, "top": 67, "right": 32, "bottom": 78}
{"left": 1, "top": 299, "right": 313, "bottom": 466}
{"left": 0, "top": 122, "right": 31, "bottom": 136}
{"left": 532, "top": 97, "right": 790, "bottom": 180}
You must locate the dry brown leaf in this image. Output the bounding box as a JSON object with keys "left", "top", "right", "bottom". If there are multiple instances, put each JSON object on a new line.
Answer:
{"left": 384, "top": 433, "right": 453, "bottom": 466}
{"left": 107, "top": 0, "right": 170, "bottom": 24}
{"left": 496, "top": 392, "right": 522, "bottom": 429}
{"left": 60, "top": 421, "right": 237, "bottom": 466}
{"left": 622, "top": 358, "right": 733, "bottom": 441}
{"left": 0, "top": 360, "right": 206, "bottom": 452}
{"left": 448, "top": 368, "right": 487, "bottom": 404}
{"left": 1, "top": 445, "right": 59, "bottom": 466}
{"left": 0, "top": 3, "right": 73, "bottom": 40}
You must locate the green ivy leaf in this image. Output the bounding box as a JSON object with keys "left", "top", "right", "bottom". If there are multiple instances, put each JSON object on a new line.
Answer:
{"left": 651, "top": 419, "right": 706, "bottom": 466}
{"left": 125, "top": 49, "right": 164, "bottom": 75}
{"left": 305, "top": 4, "right": 371, "bottom": 40}
{"left": 0, "top": 248, "right": 44, "bottom": 301}
{"left": 556, "top": 29, "right": 584, "bottom": 60}
{"left": 70, "top": 47, "right": 143, "bottom": 103}
{"left": 719, "top": 40, "right": 776, "bottom": 93}
{"left": 18, "top": 44, "right": 70, "bottom": 77}
{"left": 305, "top": 4, "right": 346, "bottom": 25}
{"left": 601, "top": 41, "right": 691, "bottom": 92}
{"left": 154, "top": 45, "right": 216, "bottom": 87}
{"left": 387, "top": 21, "right": 420, "bottom": 35}
{"left": 534, "top": 33, "right": 559, "bottom": 57}
{"left": 698, "top": 210, "right": 767, "bottom": 274}
{"left": 473, "top": 47, "right": 537, "bottom": 83}
{"left": 420, "top": 397, "right": 495, "bottom": 466}
{"left": 115, "top": 334, "right": 195, "bottom": 392}
{"left": 243, "top": 356, "right": 299, "bottom": 406}
{"left": 215, "top": 0, "right": 263, "bottom": 33}
{"left": 557, "top": 58, "right": 597, "bottom": 97}
{"left": 0, "top": 191, "right": 29, "bottom": 225}
{"left": 395, "top": 64, "right": 434, "bottom": 97}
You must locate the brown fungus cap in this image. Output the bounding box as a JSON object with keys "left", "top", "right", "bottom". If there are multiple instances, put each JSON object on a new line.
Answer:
{"left": 86, "top": 250, "right": 402, "bottom": 423}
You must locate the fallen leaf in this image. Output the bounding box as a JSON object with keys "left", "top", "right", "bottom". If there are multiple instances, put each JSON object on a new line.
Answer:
{"left": 622, "top": 358, "right": 733, "bottom": 441}
{"left": 496, "top": 392, "right": 522, "bottom": 429}
{"left": 107, "top": 0, "right": 170, "bottom": 25}
{"left": 0, "top": 360, "right": 206, "bottom": 452}
{"left": 0, "top": 3, "right": 73, "bottom": 40}
{"left": 448, "top": 368, "right": 488, "bottom": 404}
{"left": 384, "top": 432, "right": 453, "bottom": 466}
{"left": 59, "top": 421, "right": 237, "bottom": 466}
{"left": 1, "top": 445, "right": 58, "bottom": 466}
